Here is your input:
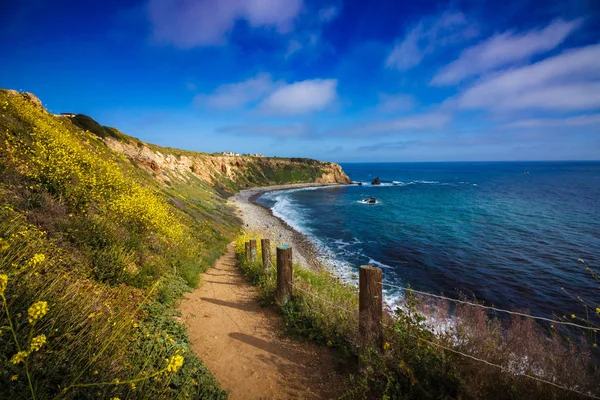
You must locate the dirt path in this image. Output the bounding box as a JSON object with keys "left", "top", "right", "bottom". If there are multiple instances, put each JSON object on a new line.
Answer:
{"left": 179, "top": 244, "right": 348, "bottom": 399}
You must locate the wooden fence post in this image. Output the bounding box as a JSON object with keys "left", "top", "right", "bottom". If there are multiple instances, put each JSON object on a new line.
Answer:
{"left": 245, "top": 241, "right": 251, "bottom": 262}
{"left": 249, "top": 238, "right": 257, "bottom": 262}
{"left": 359, "top": 265, "right": 383, "bottom": 349}
{"left": 261, "top": 238, "right": 271, "bottom": 271}
{"left": 276, "top": 245, "right": 293, "bottom": 306}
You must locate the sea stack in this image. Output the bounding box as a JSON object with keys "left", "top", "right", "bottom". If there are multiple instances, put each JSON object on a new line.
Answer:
{"left": 371, "top": 176, "right": 381, "bottom": 185}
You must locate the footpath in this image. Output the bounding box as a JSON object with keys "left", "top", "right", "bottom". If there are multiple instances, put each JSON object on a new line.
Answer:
{"left": 179, "top": 244, "right": 347, "bottom": 399}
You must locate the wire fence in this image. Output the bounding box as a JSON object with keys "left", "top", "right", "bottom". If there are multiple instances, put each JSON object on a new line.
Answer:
{"left": 241, "top": 239, "right": 598, "bottom": 399}
{"left": 379, "top": 281, "right": 598, "bottom": 331}
{"left": 290, "top": 277, "right": 600, "bottom": 399}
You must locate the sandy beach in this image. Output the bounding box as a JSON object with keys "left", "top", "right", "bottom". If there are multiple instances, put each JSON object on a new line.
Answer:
{"left": 229, "top": 183, "right": 346, "bottom": 270}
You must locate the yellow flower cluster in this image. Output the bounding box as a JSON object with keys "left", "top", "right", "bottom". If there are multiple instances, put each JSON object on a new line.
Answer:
{"left": 3, "top": 94, "right": 186, "bottom": 244}
{"left": 166, "top": 354, "right": 184, "bottom": 373}
{"left": 0, "top": 237, "right": 9, "bottom": 251}
{"left": 0, "top": 274, "right": 7, "bottom": 296}
{"left": 29, "top": 334, "right": 47, "bottom": 352}
{"left": 27, "top": 253, "right": 46, "bottom": 267}
{"left": 10, "top": 351, "right": 28, "bottom": 365}
{"left": 28, "top": 301, "right": 48, "bottom": 323}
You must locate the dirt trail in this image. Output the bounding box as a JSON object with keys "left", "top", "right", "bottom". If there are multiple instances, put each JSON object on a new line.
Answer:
{"left": 179, "top": 244, "right": 347, "bottom": 399}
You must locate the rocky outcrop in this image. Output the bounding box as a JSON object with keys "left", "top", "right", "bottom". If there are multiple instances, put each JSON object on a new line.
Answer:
{"left": 6, "top": 90, "right": 46, "bottom": 112}
{"left": 316, "top": 162, "right": 352, "bottom": 184}
{"left": 371, "top": 176, "right": 381, "bottom": 185}
{"left": 103, "top": 137, "right": 351, "bottom": 190}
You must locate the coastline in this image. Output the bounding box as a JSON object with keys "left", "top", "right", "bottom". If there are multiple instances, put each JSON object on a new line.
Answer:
{"left": 229, "top": 182, "right": 346, "bottom": 270}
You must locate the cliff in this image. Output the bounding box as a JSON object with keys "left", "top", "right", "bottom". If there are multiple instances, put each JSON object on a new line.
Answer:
{"left": 102, "top": 137, "right": 351, "bottom": 193}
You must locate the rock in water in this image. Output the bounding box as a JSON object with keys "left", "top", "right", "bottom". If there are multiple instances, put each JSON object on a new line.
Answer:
{"left": 371, "top": 176, "right": 381, "bottom": 185}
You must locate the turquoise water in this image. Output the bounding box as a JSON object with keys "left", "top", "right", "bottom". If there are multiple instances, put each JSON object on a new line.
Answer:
{"left": 258, "top": 162, "right": 600, "bottom": 321}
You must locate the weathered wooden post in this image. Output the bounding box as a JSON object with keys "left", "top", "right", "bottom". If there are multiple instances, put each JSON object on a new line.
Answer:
{"left": 261, "top": 238, "right": 271, "bottom": 270}
{"left": 245, "top": 241, "right": 251, "bottom": 262}
{"left": 249, "top": 238, "right": 257, "bottom": 262}
{"left": 359, "top": 265, "right": 383, "bottom": 349}
{"left": 276, "top": 245, "right": 293, "bottom": 306}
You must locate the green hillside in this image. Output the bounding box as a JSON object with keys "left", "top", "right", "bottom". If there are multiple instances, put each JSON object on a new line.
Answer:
{"left": 0, "top": 89, "right": 348, "bottom": 399}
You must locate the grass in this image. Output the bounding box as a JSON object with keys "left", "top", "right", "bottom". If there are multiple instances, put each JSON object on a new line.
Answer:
{"left": 234, "top": 232, "right": 600, "bottom": 400}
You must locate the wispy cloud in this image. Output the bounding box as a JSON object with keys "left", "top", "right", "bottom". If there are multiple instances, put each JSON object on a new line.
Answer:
{"left": 285, "top": 5, "right": 338, "bottom": 59}
{"left": 258, "top": 79, "right": 338, "bottom": 115}
{"left": 502, "top": 113, "right": 600, "bottom": 128}
{"left": 386, "top": 11, "right": 478, "bottom": 71}
{"left": 432, "top": 18, "right": 583, "bottom": 86}
{"left": 333, "top": 111, "right": 451, "bottom": 137}
{"left": 194, "top": 73, "right": 276, "bottom": 110}
{"left": 216, "top": 122, "right": 315, "bottom": 138}
{"left": 376, "top": 93, "right": 416, "bottom": 113}
{"left": 148, "top": 0, "right": 303, "bottom": 48}
{"left": 318, "top": 5, "right": 339, "bottom": 23}
{"left": 454, "top": 44, "right": 600, "bottom": 112}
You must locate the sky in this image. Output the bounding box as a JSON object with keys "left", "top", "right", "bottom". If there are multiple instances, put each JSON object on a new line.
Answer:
{"left": 1, "top": 0, "right": 599, "bottom": 162}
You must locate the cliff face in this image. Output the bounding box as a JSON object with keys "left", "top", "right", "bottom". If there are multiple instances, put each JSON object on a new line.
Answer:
{"left": 103, "top": 137, "right": 351, "bottom": 191}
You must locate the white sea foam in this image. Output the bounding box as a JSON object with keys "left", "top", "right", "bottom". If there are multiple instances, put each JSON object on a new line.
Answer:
{"left": 367, "top": 258, "right": 393, "bottom": 269}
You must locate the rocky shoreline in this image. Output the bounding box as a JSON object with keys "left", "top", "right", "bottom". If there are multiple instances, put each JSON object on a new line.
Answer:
{"left": 229, "top": 183, "right": 346, "bottom": 270}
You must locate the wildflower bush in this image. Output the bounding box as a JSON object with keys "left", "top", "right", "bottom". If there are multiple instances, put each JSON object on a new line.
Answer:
{"left": 234, "top": 232, "right": 600, "bottom": 399}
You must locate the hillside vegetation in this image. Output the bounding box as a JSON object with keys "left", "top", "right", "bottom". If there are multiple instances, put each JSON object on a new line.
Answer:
{"left": 0, "top": 89, "right": 349, "bottom": 399}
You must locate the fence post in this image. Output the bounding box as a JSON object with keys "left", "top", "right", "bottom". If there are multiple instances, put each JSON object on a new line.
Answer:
{"left": 261, "top": 238, "right": 271, "bottom": 270}
{"left": 249, "top": 238, "right": 257, "bottom": 262}
{"left": 359, "top": 265, "right": 383, "bottom": 349}
{"left": 276, "top": 245, "right": 293, "bottom": 306}
{"left": 245, "top": 241, "right": 251, "bottom": 262}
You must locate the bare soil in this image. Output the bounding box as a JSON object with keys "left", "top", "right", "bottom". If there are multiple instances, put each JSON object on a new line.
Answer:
{"left": 179, "top": 244, "right": 348, "bottom": 399}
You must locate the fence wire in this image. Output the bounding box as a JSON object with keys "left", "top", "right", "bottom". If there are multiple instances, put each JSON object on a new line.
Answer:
{"left": 380, "top": 281, "right": 598, "bottom": 331}
{"left": 289, "top": 278, "right": 599, "bottom": 399}
{"left": 381, "top": 320, "right": 600, "bottom": 400}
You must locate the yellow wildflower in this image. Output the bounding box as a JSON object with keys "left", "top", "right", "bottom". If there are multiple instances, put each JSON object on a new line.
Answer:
{"left": 27, "top": 253, "right": 45, "bottom": 267}
{"left": 0, "top": 238, "right": 9, "bottom": 251}
{"left": 11, "top": 375, "right": 18, "bottom": 381}
{"left": 166, "top": 354, "right": 184, "bottom": 373}
{"left": 571, "top": 314, "right": 576, "bottom": 319}
{"left": 10, "top": 351, "right": 29, "bottom": 365}
{"left": 0, "top": 274, "right": 7, "bottom": 296}
{"left": 130, "top": 382, "right": 136, "bottom": 390}
{"left": 30, "top": 334, "right": 47, "bottom": 352}
{"left": 28, "top": 301, "right": 49, "bottom": 323}
{"left": 110, "top": 398, "right": 120, "bottom": 400}
{"left": 596, "top": 308, "right": 600, "bottom": 314}
{"left": 593, "top": 343, "right": 597, "bottom": 348}
{"left": 383, "top": 342, "right": 391, "bottom": 351}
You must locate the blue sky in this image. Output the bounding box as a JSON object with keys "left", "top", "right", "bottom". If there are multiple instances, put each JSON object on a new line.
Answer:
{"left": 1, "top": 0, "right": 599, "bottom": 162}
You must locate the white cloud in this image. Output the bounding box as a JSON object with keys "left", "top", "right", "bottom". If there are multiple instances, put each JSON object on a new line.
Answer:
{"left": 217, "top": 122, "right": 314, "bottom": 138}
{"left": 258, "top": 79, "right": 338, "bottom": 115}
{"left": 339, "top": 112, "right": 451, "bottom": 136}
{"left": 377, "top": 94, "right": 416, "bottom": 113}
{"left": 503, "top": 114, "right": 600, "bottom": 129}
{"left": 455, "top": 44, "right": 600, "bottom": 112}
{"left": 432, "top": 18, "right": 583, "bottom": 86}
{"left": 148, "top": 0, "right": 303, "bottom": 48}
{"left": 318, "top": 6, "right": 339, "bottom": 23}
{"left": 194, "top": 73, "right": 275, "bottom": 109}
{"left": 386, "top": 11, "right": 478, "bottom": 71}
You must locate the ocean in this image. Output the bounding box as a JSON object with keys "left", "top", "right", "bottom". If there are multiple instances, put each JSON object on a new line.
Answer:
{"left": 257, "top": 162, "right": 600, "bottom": 321}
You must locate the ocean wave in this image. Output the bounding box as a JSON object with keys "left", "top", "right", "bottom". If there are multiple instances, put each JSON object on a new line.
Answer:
{"left": 367, "top": 258, "right": 393, "bottom": 269}
{"left": 270, "top": 194, "right": 312, "bottom": 235}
